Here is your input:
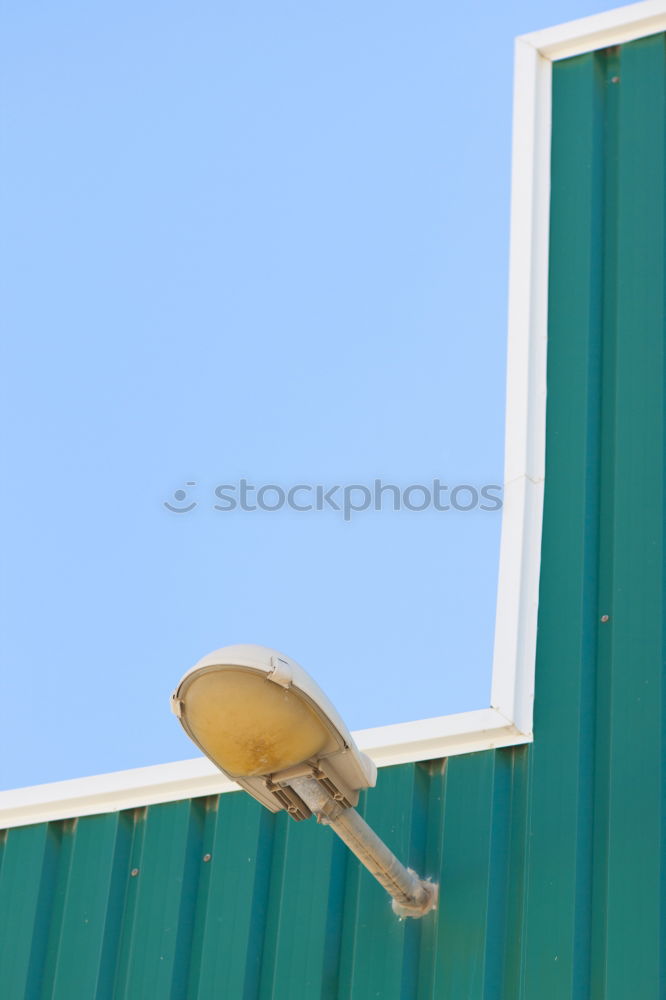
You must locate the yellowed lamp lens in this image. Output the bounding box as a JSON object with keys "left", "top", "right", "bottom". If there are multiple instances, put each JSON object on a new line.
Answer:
{"left": 182, "top": 668, "right": 331, "bottom": 776}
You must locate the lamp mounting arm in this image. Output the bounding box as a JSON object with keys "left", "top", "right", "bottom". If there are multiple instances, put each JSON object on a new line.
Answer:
{"left": 290, "top": 777, "right": 438, "bottom": 919}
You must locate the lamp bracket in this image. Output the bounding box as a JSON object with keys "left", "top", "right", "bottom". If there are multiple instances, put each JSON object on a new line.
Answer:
{"left": 267, "top": 656, "right": 293, "bottom": 687}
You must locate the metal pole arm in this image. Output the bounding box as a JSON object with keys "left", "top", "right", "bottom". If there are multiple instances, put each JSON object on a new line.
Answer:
{"left": 291, "top": 777, "right": 438, "bottom": 918}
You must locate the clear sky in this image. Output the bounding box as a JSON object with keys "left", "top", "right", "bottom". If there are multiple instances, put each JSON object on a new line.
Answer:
{"left": 1, "top": 0, "right": 619, "bottom": 789}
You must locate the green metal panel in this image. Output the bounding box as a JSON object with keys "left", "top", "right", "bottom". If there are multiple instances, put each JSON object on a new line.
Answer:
{"left": 1, "top": 32, "right": 665, "bottom": 999}
{"left": 534, "top": 35, "right": 665, "bottom": 1000}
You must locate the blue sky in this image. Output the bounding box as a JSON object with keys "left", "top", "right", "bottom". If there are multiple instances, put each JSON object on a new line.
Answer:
{"left": 1, "top": 0, "right": 618, "bottom": 789}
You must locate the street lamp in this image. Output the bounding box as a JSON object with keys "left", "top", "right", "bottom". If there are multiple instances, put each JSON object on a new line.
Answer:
{"left": 171, "top": 643, "right": 438, "bottom": 918}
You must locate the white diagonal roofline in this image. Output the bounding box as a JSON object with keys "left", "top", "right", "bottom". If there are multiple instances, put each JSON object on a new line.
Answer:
{"left": 0, "top": 709, "right": 529, "bottom": 830}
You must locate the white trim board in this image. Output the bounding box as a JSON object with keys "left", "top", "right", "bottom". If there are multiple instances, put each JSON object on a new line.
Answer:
{"left": 524, "top": 0, "right": 666, "bottom": 61}
{"left": 0, "top": 710, "right": 528, "bottom": 830}
{"left": 3, "top": 1, "right": 664, "bottom": 831}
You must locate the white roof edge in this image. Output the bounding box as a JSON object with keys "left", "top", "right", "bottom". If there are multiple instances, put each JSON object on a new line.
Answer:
{"left": 0, "top": 709, "right": 531, "bottom": 830}
{"left": 520, "top": 0, "right": 666, "bottom": 62}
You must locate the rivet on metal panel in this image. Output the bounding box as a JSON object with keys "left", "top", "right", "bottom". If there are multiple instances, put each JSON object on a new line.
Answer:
{"left": 202, "top": 853, "right": 212, "bottom": 862}
{"left": 600, "top": 615, "right": 610, "bottom": 623}
{"left": 130, "top": 868, "right": 140, "bottom": 877}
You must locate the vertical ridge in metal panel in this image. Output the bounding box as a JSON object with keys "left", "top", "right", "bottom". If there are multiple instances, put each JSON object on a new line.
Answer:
{"left": 113, "top": 799, "right": 206, "bottom": 998}
{"left": 433, "top": 751, "right": 498, "bottom": 999}
{"left": 416, "top": 757, "right": 447, "bottom": 999}
{"left": 602, "top": 33, "right": 665, "bottom": 999}
{"left": 44, "top": 813, "right": 130, "bottom": 999}
{"left": 95, "top": 811, "right": 135, "bottom": 1000}
{"left": 108, "top": 807, "right": 146, "bottom": 998}
{"left": 263, "top": 806, "right": 347, "bottom": 998}
{"left": 319, "top": 830, "right": 348, "bottom": 999}
{"left": 482, "top": 749, "right": 515, "bottom": 999}
{"left": 0, "top": 824, "right": 58, "bottom": 997}
{"left": 523, "top": 47, "right": 608, "bottom": 1000}
{"left": 26, "top": 823, "right": 66, "bottom": 1000}
{"left": 171, "top": 798, "right": 208, "bottom": 997}
{"left": 38, "top": 818, "right": 76, "bottom": 993}
{"left": 592, "top": 41, "right": 621, "bottom": 1000}
{"left": 335, "top": 789, "right": 363, "bottom": 999}
{"left": 342, "top": 764, "right": 422, "bottom": 1000}
{"left": 258, "top": 809, "right": 290, "bottom": 998}
{"left": 400, "top": 762, "right": 432, "bottom": 998}
{"left": 499, "top": 747, "right": 529, "bottom": 1000}
{"left": 182, "top": 795, "right": 218, "bottom": 997}
{"left": 124, "top": 800, "right": 202, "bottom": 997}
{"left": 188, "top": 792, "right": 275, "bottom": 999}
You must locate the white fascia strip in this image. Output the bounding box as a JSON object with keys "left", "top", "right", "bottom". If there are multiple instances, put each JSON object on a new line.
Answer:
{"left": 490, "top": 37, "right": 550, "bottom": 735}
{"left": 523, "top": 0, "right": 666, "bottom": 62}
{"left": 3, "top": 1, "right": 663, "bottom": 834}
{"left": 0, "top": 709, "right": 529, "bottom": 830}
{"left": 353, "top": 707, "right": 530, "bottom": 767}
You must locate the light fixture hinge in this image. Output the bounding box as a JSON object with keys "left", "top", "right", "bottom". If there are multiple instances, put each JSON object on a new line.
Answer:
{"left": 267, "top": 656, "right": 292, "bottom": 688}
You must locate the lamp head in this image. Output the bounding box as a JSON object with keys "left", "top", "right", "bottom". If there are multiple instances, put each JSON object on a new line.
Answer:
{"left": 171, "top": 644, "right": 376, "bottom": 819}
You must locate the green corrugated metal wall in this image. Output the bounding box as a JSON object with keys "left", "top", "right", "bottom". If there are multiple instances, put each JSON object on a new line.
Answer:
{"left": 1, "top": 32, "right": 665, "bottom": 999}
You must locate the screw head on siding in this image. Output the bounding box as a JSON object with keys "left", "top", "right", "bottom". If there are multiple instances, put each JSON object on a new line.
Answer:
{"left": 130, "top": 868, "right": 140, "bottom": 877}
{"left": 203, "top": 853, "right": 212, "bottom": 862}
{"left": 600, "top": 615, "right": 609, "bottom": 623}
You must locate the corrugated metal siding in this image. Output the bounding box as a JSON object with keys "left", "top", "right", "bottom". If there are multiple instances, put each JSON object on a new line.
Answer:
{"left": 1, "top": 32, "right": 665, "bottom": 999}
{"left": 537, "top": 33, "right": 665, "bottom": 1000}
{"left": 0, "top": 759, "right": 528, "bottom": 998}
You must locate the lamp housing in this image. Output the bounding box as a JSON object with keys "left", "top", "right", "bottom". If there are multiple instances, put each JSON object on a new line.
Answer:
{"left": 171, "top": 643, "right": 377, "bottom": 820}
